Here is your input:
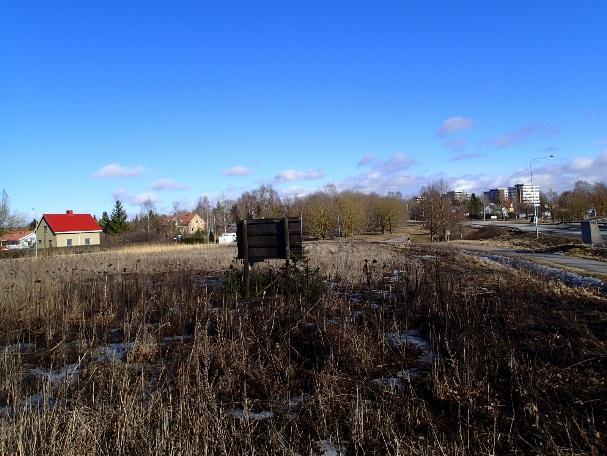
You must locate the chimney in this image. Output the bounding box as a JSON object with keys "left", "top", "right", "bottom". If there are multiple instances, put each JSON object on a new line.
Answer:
{"left": 66, "top": 210, "right": 73, "bottom": 215}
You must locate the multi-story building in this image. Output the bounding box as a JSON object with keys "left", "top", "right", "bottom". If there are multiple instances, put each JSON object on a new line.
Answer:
{"left": 486, "top": 188, "right": 509, "bottom": 204}
{"left": 445, "top": 191, "right": 470, "bottom": 203}
{"left": 510, "top": 184, "right": 540, "bottom": 207}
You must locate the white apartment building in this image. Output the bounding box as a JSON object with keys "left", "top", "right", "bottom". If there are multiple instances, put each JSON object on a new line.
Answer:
{"left": 511, "top": 184, "right": 540, "bottom": 206}
{"left": 445, "top": 190, "right": 470, "bottom": 203}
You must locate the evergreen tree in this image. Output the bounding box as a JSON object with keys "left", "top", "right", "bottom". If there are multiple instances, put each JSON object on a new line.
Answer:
{"left": 467, "top": 193, "right": 483, "bottom": 219}
{"left": 109, "top": 201, "right": 128, "bottom": 233}
{"left": 28, "top": 218, "right": 37, "bottom": 230}
{"left": 99, "top": 211, "right": 111, "bottom": 233}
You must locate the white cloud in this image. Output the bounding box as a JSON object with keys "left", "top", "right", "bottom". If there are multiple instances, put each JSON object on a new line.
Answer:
{"left": 492, "top": 123, "right": 559, "bottom": 148}
{"left": 442, "top": 139, "right": 468, "bottom": 153}
{"left": 280, "top": 186, "right": 316, "bottom": 198}
{"left": 112, "top": 188, "right": 159, "bottom": 206}
{"left": 450, "top": 152, "right": 483, "bottom": 161}
{"left": 222, "top": 166, "right": 251, "bottom": 177}
{"left": 436, "top": 116, "right": 474, "bottom": 137}
{"left": 332, "top": 151, "right": 607, "bottom": 197}
{"left": 149, "top": 179, "right": 190, "bottom": 191}
{"left": 93, "top": 163, "right": 145, "bottom": 179}
{"left": 357, "top": 153, "right": 414, "bottom": 174}
{"left": 357, "top": 154, "right": 377, "bottom": 167}
{"left": 273, "top": 169, "right": 325, "bottom": 184}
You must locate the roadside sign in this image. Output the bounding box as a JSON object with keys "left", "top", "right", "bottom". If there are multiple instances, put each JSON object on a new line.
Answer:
{"left": 236, "top": 217, "right": 302, "bottom": 297}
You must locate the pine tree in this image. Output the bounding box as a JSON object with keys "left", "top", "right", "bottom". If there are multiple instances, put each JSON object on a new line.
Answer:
{"left": 467, "top": 193, "right": 483, "bottom": 219}
{"left": 99, "top": 211, "right": 111, "bottom": 233}
{"left": 109, "top": 201, "right": 128, "bottom": 234}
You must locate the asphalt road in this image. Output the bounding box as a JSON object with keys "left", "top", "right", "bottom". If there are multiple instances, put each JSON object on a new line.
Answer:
{"left": 449, "top": 244, "right": 607, "bottom": 279}
{"left": 469, "top": 220, "right": 607, "bottom": 241}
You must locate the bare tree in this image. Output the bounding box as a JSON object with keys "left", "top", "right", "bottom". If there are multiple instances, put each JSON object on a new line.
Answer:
{"left": 417, "top": 179, "right": 461, "bottom": 241}
{"left": 140, "top": 198, "right": 156, "bottom": 235}
{"left": 0, "top": 189, "right": 25, "bottom": 234}
{"left": 213, "top": 199, "right": 234, "bottom": 234}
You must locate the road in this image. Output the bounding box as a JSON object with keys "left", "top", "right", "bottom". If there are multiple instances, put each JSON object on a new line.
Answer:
{"left": 446, "top": 243, "right": 607, "bottom": 279}
{"left": 469, "top": 220, "right": 607, "bottom": 241}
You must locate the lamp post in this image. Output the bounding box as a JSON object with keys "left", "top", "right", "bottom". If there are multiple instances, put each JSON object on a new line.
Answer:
{"left": 529, "top": 154, "right": 554, "bottom": 238}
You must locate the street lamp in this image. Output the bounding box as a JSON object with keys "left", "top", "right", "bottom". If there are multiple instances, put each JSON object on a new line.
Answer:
{"left": 529, "top": 154, "right": 554, "bottom": 238}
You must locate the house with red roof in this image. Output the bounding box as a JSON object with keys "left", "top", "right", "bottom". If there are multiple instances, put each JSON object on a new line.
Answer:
{"left": 35, "top": 210, "right": 103, "bottom": 249}
{"left": 161, "top": 213, "right": 206, "bottom": 237}
{"left": 174, "top": 213, "right": 205, "bottom": 236}
{"left": 0, "top": 230, "right": 36, "bottom": 250}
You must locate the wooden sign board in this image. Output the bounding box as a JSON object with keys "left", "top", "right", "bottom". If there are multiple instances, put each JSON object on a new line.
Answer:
{"left": 237, "top": 217, "right": 302, "bottom": 262}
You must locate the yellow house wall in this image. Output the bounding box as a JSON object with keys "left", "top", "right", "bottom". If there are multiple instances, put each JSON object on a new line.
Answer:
{"left": 55, "top": 232, "right": 101, "bottom": 248}
{"left": 185, "top": 214, "right": 206, "bottom": 235}
{"left": 35, "top": 219, "right": 56, "bottom": 249}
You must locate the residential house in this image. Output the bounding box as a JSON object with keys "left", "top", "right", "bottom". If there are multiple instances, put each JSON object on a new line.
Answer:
{"left": 35, "top": 210, "right": 102, "bottom": 249}
{"left": 166, "top": 213, "right": 206, "bottom": 236}
{"left": 0, "top": 230, "right": 36, "bottom": 250}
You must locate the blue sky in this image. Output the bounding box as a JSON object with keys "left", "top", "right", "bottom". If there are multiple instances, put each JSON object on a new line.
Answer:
{"left": 1, "top": 1, "right": 606, "bottom": 217}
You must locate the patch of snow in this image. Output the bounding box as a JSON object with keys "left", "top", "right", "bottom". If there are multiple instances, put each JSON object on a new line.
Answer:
{"left": 30, "top": 363, "right": 80, "bottom": 387}
{"left": 372, "top": 377, "right": 405, "bottom": 389}
{"left": 199, "top": 275, "right": 223, "bottom": 287}
{"left": 3, "top": 342, "right": 35, "bottom": 353}
{"left": 161, "top": 335, "right": 192, "bottom": 343}
{"left": 222, "top": 408, "right": 274, "bottom": 420}
{"left": 480, "top": 255, "right": 607, "bottom": 292}
{"left": 94, "top": 342, "right": 134, "bottom": 362}
{"left": 318, "top": 439, "right": 346, "bottom": 456}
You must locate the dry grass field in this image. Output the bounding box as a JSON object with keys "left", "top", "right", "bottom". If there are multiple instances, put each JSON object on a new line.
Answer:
{"left": 0, "top": 240, "right": 605, "bottom": 454}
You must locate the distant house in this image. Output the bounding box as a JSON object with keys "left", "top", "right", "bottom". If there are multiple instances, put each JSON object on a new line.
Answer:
{"left": 0, "top": 230, "right": 36, "bottom": 250}
{"left": 168, "top": 213, "right": 206, "bottom": 236}
{"left": 35, "top": 210, "right": 102, "bottom": 249}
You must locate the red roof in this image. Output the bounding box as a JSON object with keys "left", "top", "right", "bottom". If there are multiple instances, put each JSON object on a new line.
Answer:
{"left": 0, "top": 230, "right": 34, "bottom": 242}
{"left": 43, "top": 212, "right": 102, "bottom": 233}
{"left": 176, "top": 213, "right": 198, "bottom": 225}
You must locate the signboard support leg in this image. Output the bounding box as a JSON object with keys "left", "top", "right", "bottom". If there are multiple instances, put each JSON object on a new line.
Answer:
{"left": 243, "top": 220, "right": 250, "bottom": 298}
{"left": 283, "top": 217, "right": 290, "bottom": 295}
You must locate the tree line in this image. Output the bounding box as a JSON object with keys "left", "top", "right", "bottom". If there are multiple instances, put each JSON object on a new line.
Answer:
{"left": 1, "top": 179, "right": 604, "bottom": 240}
{"left": 99, "top": 184, "right": 408, "bottom": 242}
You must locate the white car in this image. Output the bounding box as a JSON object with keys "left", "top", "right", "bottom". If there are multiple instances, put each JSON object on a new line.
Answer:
{"left": 218, "top": 232, "right": 237, "bottom": 244}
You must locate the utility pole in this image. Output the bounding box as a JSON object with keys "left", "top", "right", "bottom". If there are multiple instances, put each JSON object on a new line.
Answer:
{"left": 529, "top": 154, "right": 555, "bottom": 238}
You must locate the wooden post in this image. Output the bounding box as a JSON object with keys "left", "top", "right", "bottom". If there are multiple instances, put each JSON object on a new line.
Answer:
{"left": 283, "top": 217, "right": 290, "bottom": 266}
{"left": 243, "top": 220, "right": 250, "bottom": 298}
{"left": 283, "top": 217, "right": 290, "bottom": 297}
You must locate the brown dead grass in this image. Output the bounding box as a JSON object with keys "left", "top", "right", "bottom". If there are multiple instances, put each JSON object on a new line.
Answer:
{"left": 0, "top": 241, "right": 605, "bottom": 454}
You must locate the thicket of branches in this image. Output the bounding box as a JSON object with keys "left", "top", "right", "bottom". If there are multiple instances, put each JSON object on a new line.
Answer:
{"left": 545, "top": 180, "right": 607, "bottom": 222}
